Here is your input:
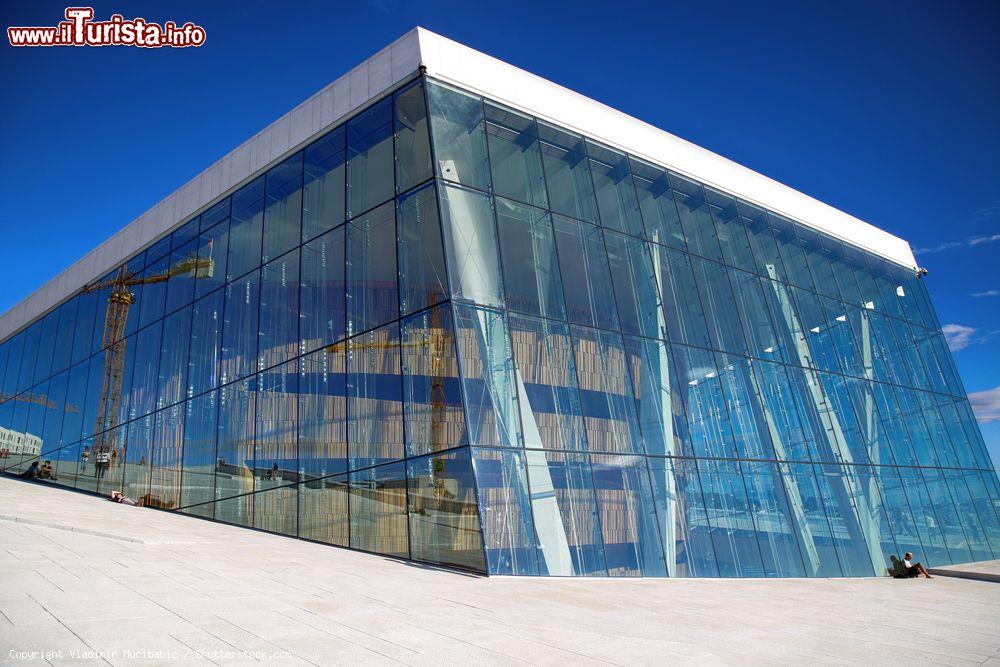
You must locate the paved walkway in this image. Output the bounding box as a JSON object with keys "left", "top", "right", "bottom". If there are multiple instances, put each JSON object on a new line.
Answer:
{"left": 1, "top": 477, "right": 998, "bottom": 666}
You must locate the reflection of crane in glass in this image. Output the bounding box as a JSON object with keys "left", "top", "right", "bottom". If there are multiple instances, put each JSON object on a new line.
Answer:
{"left": 0, "top": 391, "right": 79, "bottom": 414}
{"left": 325, "top": 305, "right": 451, "bottom": 498}
{"left": 80, "top": 252, "right": 214, "bottom": 456}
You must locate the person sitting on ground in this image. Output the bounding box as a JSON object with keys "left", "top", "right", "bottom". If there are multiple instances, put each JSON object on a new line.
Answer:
{"left": 888, "top": 555, "right": 908, "bottom": 578}
{"left": 20, "top": 461, "right": 40, "bottom": 479}
{"left": 109, "top": 490, "right": 139, "bottom": 506}
{"left": 903, "top": 552, "right": 932, "bottom": 579}
{"left": 37, "top": 460, "right": 57, "bottom": 480}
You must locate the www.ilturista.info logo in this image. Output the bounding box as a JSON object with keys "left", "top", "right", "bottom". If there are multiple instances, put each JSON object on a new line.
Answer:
{"left": 7, "top": 7, "right": 206, "bottom": 48}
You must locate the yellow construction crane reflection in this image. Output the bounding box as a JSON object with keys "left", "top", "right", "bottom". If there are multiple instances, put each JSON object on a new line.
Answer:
{"left": 81, "top": 251, "right": 214, "bottom": 458}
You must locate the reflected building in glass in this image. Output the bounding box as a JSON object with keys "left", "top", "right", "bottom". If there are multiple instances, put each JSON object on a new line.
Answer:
{"left": 1, "top": 29, "right": 997, "bottom": 577}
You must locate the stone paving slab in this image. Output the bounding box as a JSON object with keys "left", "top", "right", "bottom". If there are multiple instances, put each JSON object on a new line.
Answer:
{"left": 1, "top": 476, "right": 999, "bottom": 666}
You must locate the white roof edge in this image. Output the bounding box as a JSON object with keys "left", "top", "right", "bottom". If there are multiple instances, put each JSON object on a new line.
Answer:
{"left": 414, "top": 27, "right": 916, "bottom": 270}
{"left": 2, "top": 27, "right": 917, "bottom": 343}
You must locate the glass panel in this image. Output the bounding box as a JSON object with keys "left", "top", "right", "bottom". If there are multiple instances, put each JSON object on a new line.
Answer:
{"left": 604, "top": 231, "right": 662, "bottom": 339}
{"left": 669, "top": 344, "right": 736, "bottom": 458}
{"left": 407, "top": 448, "right": 486, "bottom": 571}
{"left": 508, "top": 314, "right": 586, "bottom": 451}
{"left": 220, "top": 269, "right": 260, "bottom": 383}
{"left": 71, "top": 293, "right": 97, "bottom": 366}
{"left": 298, "top": 347, "right": 347, "bottom": 481}
{"left": 400, "top": 305, "right": 467, "bottom": 456}
{"left": 921, "top": 466, "right": 974, "bottom": 563}
{"left": 253, "top": 484, "right": 298, "bottom": 537}
{"left": 347, "top": 323, "right": 404, "bottom": 469}
{"left": 495, "top": 200, "right": 563, "bottom": 320}
{"left": 472, "top": 447, "right": 538, "bottom": 575}
{"left": 51, "top": 300, "right": 78, "bottom": 375}
{"left": 814, "top": 463, "right": 879, "bottom": 576}
{"left": 715, "top": 353, "right": 776, "bottom": 460}
{"left": 631, "top": 157, "right": 685, "bottom": 250}
{"left": 705, "top": 189, "right": 755, "bottom": 272}
{"left": 740, "top": 460, "right": 807, "bottom": 577}
{"left": 647, "top": 457, "right": 718, "bottom": 577}
{"left": 2, "top": 333, "right": 26, "bottom": 396}
{"left": 137, "top": 257, "right": 167, "bottom": 331}
{"left": 42, "top": 372, "right": 67, "bottom": 452}
{"left": 872, "top": 463, "right": 926, "bottom": 565}
{"left": 164, "top": 239, "right": 199, "bottom": 316}
{"left": 227, "top": 176, "right": 265, "bottom": 282}
{"left": 426, "top": 80, "right": 490, "bottom": 191}
{"left": 127, "top": 322, "right": 161, "bottom": 420}
{"left": 299, "top": 473, "right": 349, "bottom": 546}
{"left": 947, "top": 471, "right": 993, "bottom": 561}
{"left": 590, "top": 454, "right": 665, "bottom": 577}
{"left": 690, "top": 256, "right": 749, "bottom": 355}
{"left": 349, "top": 460, "right": 408, "bottom": 557}
{"left": 32, "top": 311, "right": 58, "bottom": 386}
{"left": 157, "top": 305, "right": 191, "bottom": 409}
{"left": 201, "top": 198, "right": 231, "bottom": 231}
{"left": 195, "top": 215, "right": 229, "bottom": 300}
{"left": 438, "top": 184, "right": 504, "bottom": 308}
{"left": 254, "top": 361, "right": 298, "bottom": 502}
{"left": 748, "top": 359, "right": 813, "bottom": 462}
{"left": 148, "top": 404, "right": 184, "bottom": 509}
{"left": 967, "top": 470, "right": 1000, "bottom": 556}
{"left": 697, "top": 459, "right": 765, "bottom": 577}
{"left": 188, "top": 289, "right": 224, "bottom": 397}
{"left": 669, "top": 174, "right": 723, "bottom": 263}
{"left": 538, "top": 121, "right": 598, "bottom": 223}
{"left": 485, "top": 102, "right": 547, "bottom": 208}
{"left": 346, "top": 201, "right": 397, "bottom": 335}
{"left": 258, "top": 249, "right": 300, "bottom": 370}
{"left": 61, "top": 361, "right": 88, "bottom": 446}
{"left": 587, "top": 140, "right": 643, "bottom": 237}
{"left": 300, "top": 225, "right": 346, "bottom": 354}
{"left": 16, "top": 323, "right": 42, "bottom": 394}
{"left": 452, "top": 305, "right": 521, "bottom": 448}
{"left": 649, "top": 244, "right": 712, "bottom": 349}
{"left": 552, "top": 215, "right": 618, "bottom": 329}
{"left": 525, "top": 449, "right": 606, "bottom": 576}
{"left": 303, "top": 126, "right": 346, "bottom": 241}
{"left": 122, "top": 414, "right": 154, "bottom": 501}
{"left": 263, "top": 152, "right": 303, "bottom": 263}
{"left": 180, "top": 390, "right": 217, "bottom": 510}
{"left": 347, "top": 97, "right": 394, "bottom": 217}
{"left": 570, "top": 325, "right": 642, "bottom": 454}
{"left": 896, "top": 465, "right": 952, "bottom": 565}
{"left": 394, "top": 79, "right": 433, "bottom": 193}
{"left": 215, "top": 493, "right": 253, "bottom": 528}
{"left": 622, "top": 336, "right": 680, "bottom": 457}
{"left": 215, "top": 377, "right": 256, "bottom": 501}
{"left": 780, "top": 463, "right": 842, "bottom": 577}
{"left": 729, "top": 268, "right": 783, "bottom": 362}
{"left": 397, "top": 183, "right": 448, "bottom": 316}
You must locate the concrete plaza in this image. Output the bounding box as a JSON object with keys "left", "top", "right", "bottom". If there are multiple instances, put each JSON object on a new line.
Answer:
{"left": 1, "top": 476, "right": 998, "bottom": 666}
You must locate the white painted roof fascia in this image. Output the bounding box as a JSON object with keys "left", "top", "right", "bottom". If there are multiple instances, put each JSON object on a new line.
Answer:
{"left": 414, "top": 27, "right": 916, "bottom": 270}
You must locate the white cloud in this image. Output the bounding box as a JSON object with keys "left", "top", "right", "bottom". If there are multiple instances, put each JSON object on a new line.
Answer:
{"left": 916, "top": 234, "right": 1000, "bottom": 255}
{"left": 942, "top": 323, "right": 977, "bottom": 351}
{"left": 969, "top": 386, "right": 1000, "bottom": 424}
{"left": 972, "top": 290, "right": 1000, "bottom": 297}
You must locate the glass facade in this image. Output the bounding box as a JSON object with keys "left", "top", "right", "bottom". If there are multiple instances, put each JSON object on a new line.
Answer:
{"left": 1, "top": 74, "right": 997, "bottom": 578}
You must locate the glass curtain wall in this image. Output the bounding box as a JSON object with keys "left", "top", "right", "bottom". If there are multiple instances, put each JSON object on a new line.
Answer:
{"left": 421, "top": 77, "right": 999, "bottom": 577}
{"left": 1, "top": 73, "right": 996, "bottom": 578}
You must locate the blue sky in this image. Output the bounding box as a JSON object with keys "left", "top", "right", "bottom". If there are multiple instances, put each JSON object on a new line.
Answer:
{"left": 2, "top": 0, "right": 998, "bottom": 468}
